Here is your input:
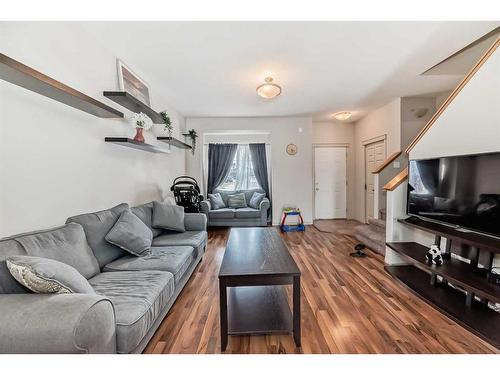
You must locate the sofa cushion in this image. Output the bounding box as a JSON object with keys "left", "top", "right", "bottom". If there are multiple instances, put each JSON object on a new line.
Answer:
{"left": 152, "top": 231, "right": 207, "bottom": 258}
{"left": 215, "top": 189, "right": 265, "bottom": 206}
{"left": 208, "top": 193, "right": 226, "bottom": 210}
{"left": 152, "top": 202, "right": 185, "bottom": 233}
{"left": 105, "top": 210, "right": 153, "bottom": 256}
{"left": 227, "top": 193, "right": 248, "bottom": 209}
{"left": 89, "top": 270, "right": 174, "bottom": 354}
{"left": 208, "top": 208, "right": 235, "bottom": 219}
{"left": 235, "top": 208, "right": 261, "bottom": 219}
{"left": 131, "top": 202, "right": 163, "bottom": 237}
{"left": 66, "top": 203, "right": 129, "bottom": 269}
{"left": 6, "top": 255, "right": 95, "bottom": 294}
{"left": 0, "top": 239, "right": 30, "bottom": 294}
{"left": 103, "top": 246, "right": 195, "bottom": 284}
{"left": 249, "top": 192, "right": 266, "bottom": 209}
{"left": 13, "top": 223, "right": 100, "bottom": 279}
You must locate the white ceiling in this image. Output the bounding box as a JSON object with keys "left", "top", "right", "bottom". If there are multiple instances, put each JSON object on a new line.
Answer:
{"left": 79, "top": 21, "right": 499, "bottom": 121}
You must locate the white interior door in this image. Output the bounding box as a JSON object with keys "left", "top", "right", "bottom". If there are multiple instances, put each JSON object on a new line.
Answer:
{"left": 314, "top": 147, "right": 347, "bottom": 219}
{"left": 365, "top": 140, "right": 386, "bottom": 222}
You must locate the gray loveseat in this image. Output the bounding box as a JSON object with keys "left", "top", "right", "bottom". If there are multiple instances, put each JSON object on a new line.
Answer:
{"left": 0, "top": 202, "right": 207, "bottom": 354}
{"left": 200, "top": 189, "right": 270, "bottom": 227}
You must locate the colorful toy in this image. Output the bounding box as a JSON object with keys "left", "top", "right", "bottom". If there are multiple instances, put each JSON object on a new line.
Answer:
{"left": 280, "top": 207, "right": 305, "bottom": 232}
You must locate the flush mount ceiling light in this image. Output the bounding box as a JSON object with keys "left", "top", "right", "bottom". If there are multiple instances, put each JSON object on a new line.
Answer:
{"left": 256, "top": 77, "right": 282, "bottom": 99}
{"left": 332, "top": 111, "right": 352, "bottom": 121}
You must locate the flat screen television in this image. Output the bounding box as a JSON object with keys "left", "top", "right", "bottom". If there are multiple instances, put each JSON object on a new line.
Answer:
{"left": 407, "top": 152, "right": 500, "bottom": 238}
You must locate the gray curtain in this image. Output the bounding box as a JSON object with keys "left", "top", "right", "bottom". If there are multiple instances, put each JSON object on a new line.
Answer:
{"left": 207, "top": 143, "right": 238, "bottom": 194}
{"left": 249, "top": 143, "right": 271, "bottom": 221}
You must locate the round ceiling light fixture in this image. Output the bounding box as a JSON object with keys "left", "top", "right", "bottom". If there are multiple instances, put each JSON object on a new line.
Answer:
{"left": 332, "top": 111, "right": 353, "bottom": 121}
{"left": 256, "top": 77, "right": 282, "bottom": 99}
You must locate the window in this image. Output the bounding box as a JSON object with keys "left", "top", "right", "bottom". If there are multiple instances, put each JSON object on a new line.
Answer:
{"left": 217, "top": 145, "right": 261, "bottom": 191}
{"left": 409, "top": 160, "right": 430, "bottom": 195}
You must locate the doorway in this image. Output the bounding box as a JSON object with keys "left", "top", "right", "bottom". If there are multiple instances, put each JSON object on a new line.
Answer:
{"left": 314, "top": 146, "right": 347, "bottom": 219}
{"left": 364, "top": 139, "right": 386, "bottom": 222}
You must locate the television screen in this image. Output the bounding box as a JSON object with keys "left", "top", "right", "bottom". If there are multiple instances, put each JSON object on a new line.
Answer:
{"left": 407, "top": 152, "right": 500, "bottom": 238}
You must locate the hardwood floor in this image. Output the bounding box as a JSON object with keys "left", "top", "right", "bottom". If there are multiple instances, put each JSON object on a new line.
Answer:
{"left": 144, "top": 226, "right": 498, "bottom": 354}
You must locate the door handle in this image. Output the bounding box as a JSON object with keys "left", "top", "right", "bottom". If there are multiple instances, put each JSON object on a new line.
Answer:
{"left": 315, "top": 188, "right": 319, "bottom": 191}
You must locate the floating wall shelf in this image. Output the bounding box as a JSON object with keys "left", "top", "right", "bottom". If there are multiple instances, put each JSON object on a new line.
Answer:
{"left": 156, "top": 136, "right": 192, "bottom": 149}
{"left": 103, "top": 91, "right": 163, "bottom": 123}
{"left": 0, "top": 53, "right": 123, "bottom": 118}
{"left": 104, "top": 137, "right": 169, "bottom": 154}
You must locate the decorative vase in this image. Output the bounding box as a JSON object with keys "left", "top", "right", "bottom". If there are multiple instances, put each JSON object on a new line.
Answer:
{"left": 133, "top": 128, "right": 145, "bottom": 143}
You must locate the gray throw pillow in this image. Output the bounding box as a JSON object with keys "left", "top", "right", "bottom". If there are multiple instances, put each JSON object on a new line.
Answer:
{"left": 105, "top": 210, "right": 153, "bottom": 256}
{"left": 227, "top": 193, "right": 248, "bottom": 209}
{"left": 208, "top": 193, "right": 226, "bottom": 210}
{"left": 152, "top": 201, "right": 186, "bottom": 232}
{"left": 249, "top": 192, "right": 266, "bottom": 209}
{"left": 6, "top": 256, "right": 95, "bottom": 294}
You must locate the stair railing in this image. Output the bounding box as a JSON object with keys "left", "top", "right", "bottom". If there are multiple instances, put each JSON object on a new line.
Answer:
{"left": 372, "top": 151, "right": 405, "bottom": 219}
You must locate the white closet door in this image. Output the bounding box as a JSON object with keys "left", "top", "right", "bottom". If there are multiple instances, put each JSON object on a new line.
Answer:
{"left": 314, "top": 147, "right": 347, "bottom": 219}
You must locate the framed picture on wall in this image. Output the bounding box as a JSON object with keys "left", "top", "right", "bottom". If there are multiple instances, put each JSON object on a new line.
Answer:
{"left": 117, "top": 59, "right": 152, "bottom": 106}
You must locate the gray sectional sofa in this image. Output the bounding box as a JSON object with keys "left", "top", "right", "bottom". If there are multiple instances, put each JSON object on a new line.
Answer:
{"left": 201, "top": 189, "right": 270, "bottom": 227}
{"left": 0, "top": 201, "right": 207, "bottom": 354}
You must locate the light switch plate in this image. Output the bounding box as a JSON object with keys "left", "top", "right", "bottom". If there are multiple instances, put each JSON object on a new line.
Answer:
{"left": 393, "top": 161, "right": 401, "bottom": 168}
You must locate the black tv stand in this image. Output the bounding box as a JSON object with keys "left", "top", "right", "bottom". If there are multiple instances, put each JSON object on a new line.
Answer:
{"left": 386, "top": 217, "right": 500, "bottom": 349}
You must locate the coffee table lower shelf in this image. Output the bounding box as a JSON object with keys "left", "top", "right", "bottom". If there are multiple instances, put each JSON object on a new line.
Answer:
{"left": 228, "top": 286, "right": 292, "bottom": 335}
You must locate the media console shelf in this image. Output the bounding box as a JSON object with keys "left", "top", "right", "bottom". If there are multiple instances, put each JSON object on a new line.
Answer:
{"left": 398, "top": 216, "right": 500, "bottom": 254}
{"left": 387, "top": 242, "right": 500, "bottom": 304}
{"left": 386, "top": 265, "right": 500, "bottom": 348}
{"left": 387, "top": 217, "right": 500, "bottom": 349}
{"left": 0, "top": 53, "right": 123, "bottom": 119}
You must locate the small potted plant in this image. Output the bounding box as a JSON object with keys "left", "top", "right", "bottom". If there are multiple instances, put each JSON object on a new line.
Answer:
{"left": 160, "top": 111, "right": 173, "bottom": 138}
{"left": 183, "top": 129, "right": 198, "bottom": 155}
{"left": 130, "top": 112, "right": 153, "bottom": 143}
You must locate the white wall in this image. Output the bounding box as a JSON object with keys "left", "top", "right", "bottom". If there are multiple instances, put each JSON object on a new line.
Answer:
{"left": 400, "top": 97, "right": 436, "bottom": 150}
{"left": 0, "top": 23, "right": 186, "bottom": 237}
{"left": 185, "top": 117, "right": 313, "bottom": 225}
{"left": 409, "top": 44, "right": 500, "bottom": 268}
{"left": 353, "top": 98, "right": 401, "bottom": 222}
{"left": 312, "top": 121, "right": 355, "bottom": 219}
{"left": 411, "top": 47, "right": 500, "bottom": 160}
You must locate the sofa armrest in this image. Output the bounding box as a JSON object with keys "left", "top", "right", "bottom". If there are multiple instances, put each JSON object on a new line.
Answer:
{"left": 185, "top": 212, "right": 207, "bottom": 231}
{"left": 0, "top": 294, "right": 116, "bottom": 354}
{"left": 260, "top": 198, "right": 270, "bottom": 224}
{"left": 200, "top": 200, "right": 211, "bottom": 215}
{"left": 260, "top": 198, "right": 270, "bottom": 211}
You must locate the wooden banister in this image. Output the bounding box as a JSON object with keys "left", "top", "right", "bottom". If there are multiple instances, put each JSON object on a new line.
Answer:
{"left": 405, "top": 36, "right": 500, "bottom": 154}
{"left": 372, "top": 151, "right": 402, "bottom": 174}
{"left": 383, "top": 167, "right": 408, "bottom": 191}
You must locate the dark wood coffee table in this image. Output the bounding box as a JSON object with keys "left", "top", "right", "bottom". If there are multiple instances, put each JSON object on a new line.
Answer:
{"left": 218, "top": 227, "right": 301, "bottom": 351}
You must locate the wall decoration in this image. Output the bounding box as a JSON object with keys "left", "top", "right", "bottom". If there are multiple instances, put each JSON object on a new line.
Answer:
{"left": 129, "top": 112, "right": 153, "bottom": 143}
{"left": 183, "top": 129, "right": 198, "bottom": 155}
{"left": 286, "top": 143, "right": 298, "bottom": 156}
{"left": 160, "top": 111, "right": 173, "bottom": 137}
{"left": 117, "top": 59, "right": 152, "bottom": 107}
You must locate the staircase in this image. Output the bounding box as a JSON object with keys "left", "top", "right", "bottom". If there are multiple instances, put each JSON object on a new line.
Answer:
{"left": 354, "top": 209, "right": 386, "bottom": 255}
